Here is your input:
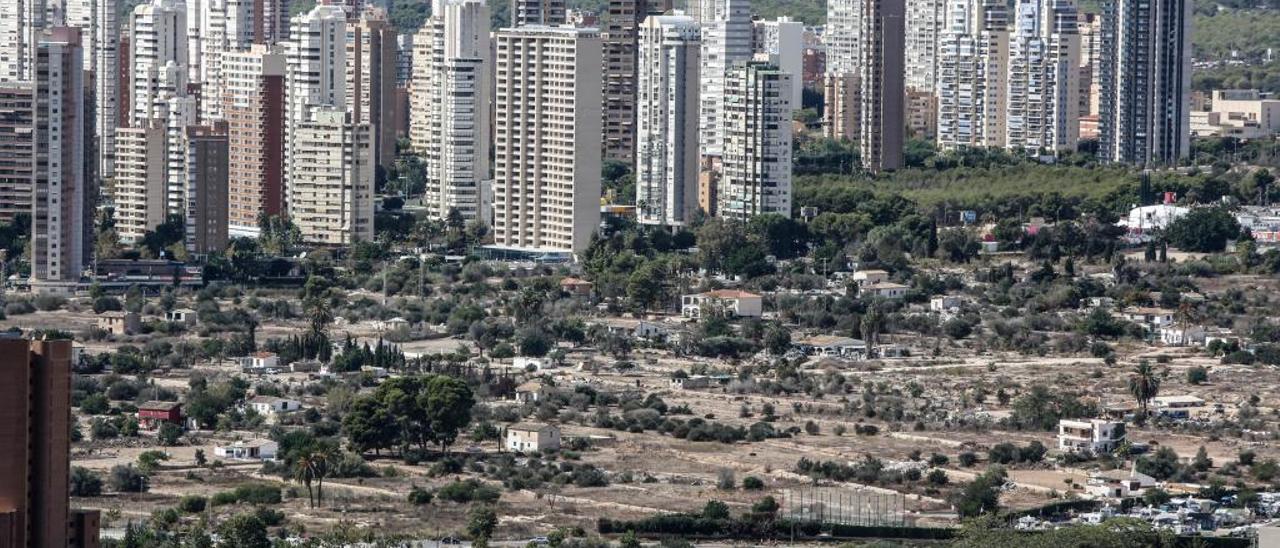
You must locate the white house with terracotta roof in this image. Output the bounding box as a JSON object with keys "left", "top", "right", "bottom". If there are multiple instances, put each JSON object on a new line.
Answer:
{"left": 681, "top": 289, "right": 763, "bottom": 318}
{"left": 506, "top": 423, "right": 561, "bottom": 452}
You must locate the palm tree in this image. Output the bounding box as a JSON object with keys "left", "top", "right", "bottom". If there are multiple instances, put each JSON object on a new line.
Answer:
{"left": 307, "top": 299, "right": 333, "bottom": 336}
{"left": 1129, "top": 361, "right": 1161, "bottom": 417}
{"left": 293, "top": 456, "right": 315, "bottom": 508}
{"left": 309, "top": 446, "right": 336, "bottom": 507}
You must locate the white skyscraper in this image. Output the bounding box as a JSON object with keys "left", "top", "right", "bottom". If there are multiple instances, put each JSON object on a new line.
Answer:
{"left": 492, "top": 26, "right": 602, "bottom": 254}
{"left": 905, "top": 0, "right": 943, "bottom": 93}
{"left": 130, "top": 0, "right": 188, "bottom": 126}
{"left": 0, "top": 0, "right": 47, "bottom": 81}
{"left": 65, "top": 0, "right": 117, "bottom": 181}
{"left": 411, "top": 0, "right": 491, "bottom": 223}
{"left": 720, "top": 62, "right": 793, "bottom": 221}
{"left": 282, "top": 5, "right": 381, "bottom": 245}
{"left": 698, "top": 0, "right": 751, "bottom": 158}
{"left": 1097, "top": 0, "right": 1191, "bottom": 165}
{"left": 284, "top": 4, "right": 347, "bottom": 225}
{"left": 752, "top": 17, "right": 804, "bottom": 108}
{"left": 636, "top": 15, "right": 700, "bottom": 227}
{"left": 1005, "top": 0, "right": 1080, "bottom": 152}
{"left": 826, "top": 0, "right": 862, "bottom": 76}
{"left": 191, "top": 0, "right": 254, "bottom": 120}
{"left": 936, "top": 0, "right": 1009, "bottom": 149}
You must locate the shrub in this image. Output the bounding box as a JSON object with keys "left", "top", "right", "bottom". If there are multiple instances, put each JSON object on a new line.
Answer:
{"left": 437, "top": 479, "right": 501, "bottom": 504}
{"left": 70, "top": 467, "right": 102, "bottom": 497}
{"left": 178, "top": 495, "right": 207, "bottom": 513}
{"left": 716, "top": 468, "right": 736, "bottom": 490}
{"left": 927, "top": 469, "right": 949, "bottom": 485}
{"left": 1186, "top": 366, "right": 1209, "bottom": 385}
{"left": 702, "top": 500, "right": 730, "bottom": 520}
{"left": 233, "top": 483, "right": 282, "bottom": 505}
{"left": 210, "top": 491, "right": 239, "bottom": 506}
{"left": 958, "top": 452, "right": 978, "bottom": 467}
{"left": 108, "top": 465, "right": 148, "bottom": 493}
{"left": 408, "top": 485, "right": 433, "bottom": 505}
{"left": 742, "top": 476, "right": 765, "bottom": 490}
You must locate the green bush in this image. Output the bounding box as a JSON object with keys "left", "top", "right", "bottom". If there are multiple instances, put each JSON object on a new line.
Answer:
{"left": 742, "top": 476, "right": 765, "bottom": 490}
{"left": 210, "top": 490, "right": 239, "bottom": 506}
{"left": 233, "top": 483, "right": 282, "bottom": 505}
{"left": 408, "top": 485, "right": 433, "bottom": 505}
{"left": 436, "top": 479, "right": 501, "bottom": 504}
{"left": 178, "top": 495, "right": 207, "bottom": 513}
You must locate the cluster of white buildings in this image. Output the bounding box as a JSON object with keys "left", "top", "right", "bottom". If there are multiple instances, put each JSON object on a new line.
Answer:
{"left": 822, "top": 0, "right": 1192, "bottom": 166}
{"left": 0, "top": 0, "right": 1196, "bottom": 279}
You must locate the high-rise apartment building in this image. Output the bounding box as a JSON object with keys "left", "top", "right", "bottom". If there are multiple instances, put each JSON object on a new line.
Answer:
{"left": 0, "top": 85, "right": 34, "bottom": 221}
{"left": 698, "top": 0, "right": 751, "bottom": 158}
{"left": 859, "top": 0, "right": 904, "bottom": 172}
{"left": 113, "top": 122, "right": 167, "bottom": 243}
{"left": 184, "top": 122, "right": 228, "bottom": 253}
{"left": 189, "top": 0, "right": 254, "bottom": 121}
{"left": 1078, "top": 12, "right": 1101, "bottom": 117}
{"left": 0, "top": 339, "right": 76, "bottom": 548}
{"left": 719, "top": 62, "right": 792, "bottom": 221}
{"left": 129, "top": 0, "right": 187, "bottom": 126}
{"left": 65, "top": 0, "right": 118, "bottom": 182}
{"left": 825, "top": 0, "right": 861, "bottom": 77}
{"left": 492, "top": 26, "right": 602, "bottom": 253}
{"left": 32, "top": 27, "right": 88, "bottom": 285}
{"left": 602, "top": 0, "right": 671, "bottom": 162}
{"left": 936, "top": 0, "right": 1009, "bottom": 149}
{"left": 285, "top": 4, "right": 347, "bottom": 231}
{"left": 905, "top": 0, "right": 943, "bottom": 95}
{"left": 346, "top": 7, "right": 397, "bottom": 169}
{"left": 752, "top": 17, "right": 804, "bottom": 108}
{"left": 511, "top": 0, "right": 567, "bottom": 26}
{"left": 635, "top": 15, "right": 700, "bottom": 227}
{"left": 288, "top": 107, "right": 374, "bottom": 244}
{"left": 411, "top": 0, "right": 492, "bottom": 223}
{"left": 222, "top": 44, "right": 285, "bottom": 235}
{"left": 1005, "top": 0, "right": 1080, "bottom": 152}
{"left": 0, "top": 0, "right": 46, "bottom": 81}
{"left": 823, "top": 73, "right": 858, "bottom": 141}
{"left": 1097, "top": 0, "right": 1190, "bottom": 165}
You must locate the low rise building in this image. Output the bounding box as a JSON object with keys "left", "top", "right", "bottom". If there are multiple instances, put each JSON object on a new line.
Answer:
{"left": 560, "top": 277, "right": 594, "bottom": 297}
{"left": 1190, "top": 90, "right": 1280, "bottom": 139}
{"left": 670, "top": 375, "right": 712, "bottom": 390}
{"left": 98, "top": 311, "right": 141, "bottom": 335}
{"left": 852, "top": 269, "right": 890, "bottom": 287}
{"left": 1120, "top": 307, "right": 1177, "bottom": 330}
{"left": 246, "top": 352, "right": 279, "bottom": 370}
{"left": 137, "top": 401, "right": 182, "bottom": 429}
{"left": 1153, "top": 395, "right": 1208, "bottom": 419}
{"left": 863, "top": 282, "right": 909, "bottom": 299}
{"left": 792, "top": 335, "right": 868, "bottom": 358}
{"left": 1160, "top": 325, "right": 1207, "bottom": 346}
{"left": 1058, "top": 419, "right": 1126, "bottom": 454}
{"left": 506, "top": 423, "right": 561, "bottom": 452}
{"left": 165, "top": 308, "right": 197, "bottom": 325}
{"left": 1086, "top": 467, "right": 1156, "bottom": 498}
{"left": 246, "top": 396, "right": 302, "bottom": 416}
{"left": 931, "top": 296, "right": 964, "bottom": 313}
{"left": 514, "top": 381, "right": 547, "bottom": 403}
{"left": 214, "top": 439, "right": 279, "bottom": 461}
{"left": 681, "top": 290, "right": 763, "bottom": 319}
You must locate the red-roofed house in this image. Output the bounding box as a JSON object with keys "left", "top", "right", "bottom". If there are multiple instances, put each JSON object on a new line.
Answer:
{"left": 137, "top": 401, "right": 182, "bottom": 429}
